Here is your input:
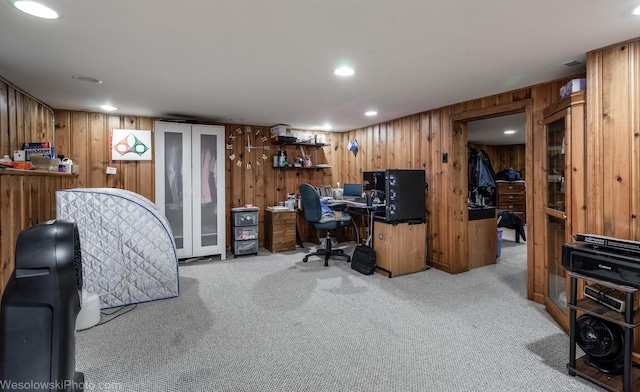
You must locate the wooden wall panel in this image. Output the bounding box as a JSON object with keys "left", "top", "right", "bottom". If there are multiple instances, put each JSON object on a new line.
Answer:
{"left": 0, "top": 78, "right": 53, "bottom": 157}
{"left": 586, "top": 40, "right": 640, "bottom": 241}
{"left": 585, "top": 37, "right": 640, "bottom": 360}
{"left": 54, "top": 111, "right": 157, "bottom": 201}
{"left": 469, "top": 143, "right": 526, "bottom": 180}
{"left": 331, "top": 79, "right": 581, "bottom": 279}
{"left": 0, "top": 171, "right": 78, "bottom": 298}
{"left": 0, "top": 79, "right": 56, "bottom": 298}
{"left": 0, "top": 80, "right": 8, "bottom": 155}
{"left": 52, "top": 114, "right": 343, "bottom": 248}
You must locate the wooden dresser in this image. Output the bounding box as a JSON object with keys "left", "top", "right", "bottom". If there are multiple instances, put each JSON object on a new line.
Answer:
{"left": 496, "top": 180, "right": 526, "bottom": 222}
{"left": 265, "top": 209, "right": 298, "bottom": 252}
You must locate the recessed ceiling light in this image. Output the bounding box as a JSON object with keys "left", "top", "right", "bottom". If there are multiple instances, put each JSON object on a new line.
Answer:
{"left": 322, "top": 123, "right": 332, "bottom": 131}
{"left": 504, "top": 130, "right": 516, "bottom": 135}
{"left": 633, "top": 6, "right": 640, "bottom": 15}
{"left": 334, "top": 66, "right": 355, "bottom": 76}
{"left": 99, "top": 105, "right": 118, "bottom": 111}
{"left": 8, "top": 0, "right": 60, "bottom": 19}
{"left": 365, "top": 111, "right": 378, "bottom": 116}
{"left": 72, "top": 75, "right": 103, "bottom": 84}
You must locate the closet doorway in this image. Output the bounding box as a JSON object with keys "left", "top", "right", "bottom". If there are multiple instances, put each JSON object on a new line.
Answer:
{"left": 452, "top": 101, "right": 533, "bottom": 297}
{"left": 466, "top": 111, "right": 528, "bottom": 292}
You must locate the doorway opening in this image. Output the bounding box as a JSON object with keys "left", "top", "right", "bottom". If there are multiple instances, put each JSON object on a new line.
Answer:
{"left": 453, "top": 102, "right": 532, "bottom": 298}
{"left": 468, "top": 113, "right": 527, "bottom": 268}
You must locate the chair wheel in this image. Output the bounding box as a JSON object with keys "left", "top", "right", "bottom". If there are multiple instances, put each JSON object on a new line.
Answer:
{"left": 346, "top": 256, "right": 351, "bottom": 263}
{"left": 303, "top": 256, "right": 309, "bottom": 262}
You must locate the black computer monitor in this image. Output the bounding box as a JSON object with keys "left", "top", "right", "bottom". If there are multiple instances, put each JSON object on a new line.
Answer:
{"left": 343, "top": 183, "right": 362, "bottom": 197}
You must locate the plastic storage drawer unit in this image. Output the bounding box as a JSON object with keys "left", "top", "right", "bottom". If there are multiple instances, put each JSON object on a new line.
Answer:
{"left": 234, "top": 226, "right": 258, "bottom": 241}
{"left": 231, "top": 207, "right": 259, "bottom": 257}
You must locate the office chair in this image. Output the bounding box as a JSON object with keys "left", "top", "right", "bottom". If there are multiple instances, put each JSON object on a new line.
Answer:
{"left": 299, "top": 183, "right": 352, "bottom": 266}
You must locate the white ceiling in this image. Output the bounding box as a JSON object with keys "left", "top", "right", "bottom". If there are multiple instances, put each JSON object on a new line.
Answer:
{"left": 0, "top": 1, "right": 639, "bottom": 132}
{"left": 468, "top": 113, "right": 526, "bottom": 145}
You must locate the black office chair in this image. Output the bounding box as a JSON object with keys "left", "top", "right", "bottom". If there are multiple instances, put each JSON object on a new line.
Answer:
{"left": 299, "top": 183, "right": 352, "bottom": 266}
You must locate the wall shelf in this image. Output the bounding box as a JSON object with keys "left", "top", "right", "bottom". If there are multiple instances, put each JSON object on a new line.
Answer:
{"left": 271, "top": 141, "right": 330, "bottom": 149}
{"left": 272, "top": 140, "right": 331, "bottom": 171}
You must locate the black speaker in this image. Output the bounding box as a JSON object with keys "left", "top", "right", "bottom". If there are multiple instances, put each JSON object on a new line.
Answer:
{"left": 1, "top": 220, "right": 84, "bottom": 392}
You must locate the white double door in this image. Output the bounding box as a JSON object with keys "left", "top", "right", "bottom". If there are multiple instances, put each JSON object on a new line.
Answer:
{"left": 155, "top": 121, "right": 226, "bottom": 259}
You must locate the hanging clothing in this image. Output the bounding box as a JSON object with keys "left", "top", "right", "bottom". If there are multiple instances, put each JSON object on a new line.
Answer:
{"left": 468, "top": 147, "right": 497, "bottom": 188}
{"left": 202, "top": 149, "right": 213, "bottom": 203}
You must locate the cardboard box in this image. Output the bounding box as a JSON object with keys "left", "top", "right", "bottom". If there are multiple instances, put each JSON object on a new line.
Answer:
{"left": 560, "top": 78, "right": 586, "bottom": 98}
{"left": 30, "top": 157, "right": 60, "bottom": 171}
{"left": 23, "top": 142, "right": 50, "bottom": 149}
{"left": 296, "top": 131, "right": 313, "bottom": 144}
{"left": 25, "top": 147, "right": 54, "bottom": 160}
{"left": 270, "top": 125, "right": 294, "bottom": 143}
{"left": 13, "top": 150, "right": 25, "bottom": 161}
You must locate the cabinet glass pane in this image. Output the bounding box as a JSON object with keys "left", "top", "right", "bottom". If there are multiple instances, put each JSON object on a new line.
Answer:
{"left": 547, "top": 118, "right": 566, "bottom": 211}
{"left": 199, "top": 133, "right": 218, "bottom": 247}
{"left": 547, "top": 215, "right": 566, "bottom": 313}
{"left": 164, "top": 132, "right": 184, "bottom": 250}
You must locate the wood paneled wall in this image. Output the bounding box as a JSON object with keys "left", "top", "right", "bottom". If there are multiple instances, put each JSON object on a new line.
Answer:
{"left": 224, "top": 126, "right": 337, "bottom": 244}
{"left": 328, "top": 83, "right": 573, "bottom": 284}
{"left": 0, "top": 79, "right": 69, "bottom": 298}
{"left": 585, "top": 37, "right": 640, "bottom": 361}
{"left": 586, "top": 39, "right": 640, "bottom": 240}
{"left": 0, "top": 78, "right": 54, "bottom": 160}
{"left": 53, "top": 115, "right": 339, "bottom": 247}
{"left": 53, "top": 111, "right": 156, "bottom": 201}
{"left": 0, "top": 171, "right": 77, "bottom": 296}
{"left": 469, "top": 143, "right": 526, "bottom": 181}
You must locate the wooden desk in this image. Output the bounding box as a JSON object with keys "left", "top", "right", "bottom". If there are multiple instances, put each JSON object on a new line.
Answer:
{"left": 372, "top": 219, "right": 426, "bottom": 277}
{"left": 265, "top": 209, "right": 297, "bottom": 252}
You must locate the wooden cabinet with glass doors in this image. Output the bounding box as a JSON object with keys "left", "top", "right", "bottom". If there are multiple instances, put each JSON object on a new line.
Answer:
{"left": 543, "top": 91, "right": 586, "bottom": 331}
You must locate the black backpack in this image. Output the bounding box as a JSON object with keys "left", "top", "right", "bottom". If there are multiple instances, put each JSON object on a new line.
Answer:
{"left": 496, "top": 168, "right": 522, "bottom": 181}
{"left": 351, "top": 245, "right": 376, "bottom": 275}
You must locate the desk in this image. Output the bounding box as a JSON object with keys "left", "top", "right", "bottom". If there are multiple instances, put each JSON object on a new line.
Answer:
{"left": 328, "top": 199, "right": 386, "bottom": 245}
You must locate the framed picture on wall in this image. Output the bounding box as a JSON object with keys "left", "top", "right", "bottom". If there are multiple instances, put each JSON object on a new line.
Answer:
{"left": 111, "top": 129, "right": 152, "bottom": 161}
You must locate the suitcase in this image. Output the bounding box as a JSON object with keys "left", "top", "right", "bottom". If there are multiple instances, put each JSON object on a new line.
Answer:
{"left": 351, "top": 245, "right": 376, "bottom": 275}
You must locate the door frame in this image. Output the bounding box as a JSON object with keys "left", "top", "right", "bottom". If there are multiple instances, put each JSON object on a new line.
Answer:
{"left": 451, "top": 100, "right": 535, "bottom": 300}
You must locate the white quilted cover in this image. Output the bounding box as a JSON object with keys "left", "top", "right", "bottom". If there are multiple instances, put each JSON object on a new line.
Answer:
{"left": 56, "top": 188, "right": 179, "bottom": 309}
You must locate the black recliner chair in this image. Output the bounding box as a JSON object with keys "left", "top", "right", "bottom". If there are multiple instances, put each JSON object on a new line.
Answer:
{"left": 299, "top": 183, "right": 352, "bottom": 266}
